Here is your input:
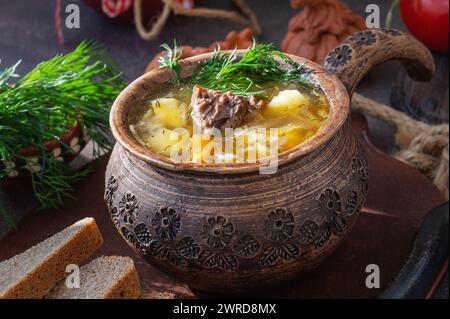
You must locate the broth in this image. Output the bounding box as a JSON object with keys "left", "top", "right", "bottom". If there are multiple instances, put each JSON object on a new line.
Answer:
{"left": 130, "top": 81, "right": 330, "bottom": 164}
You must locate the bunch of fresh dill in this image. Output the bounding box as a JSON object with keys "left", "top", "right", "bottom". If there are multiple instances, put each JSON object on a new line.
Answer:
{"left": 0, "top": 41, "right": 125, "bottom": 214}
{"left": 159, "top": 41, "right": 314, "bottom": 96}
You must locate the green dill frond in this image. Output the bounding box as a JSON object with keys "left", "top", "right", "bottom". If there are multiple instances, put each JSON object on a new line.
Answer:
{"left": 159, "top": 40, "right": 183, "bottom": 85}
{"left": 156, "top": 40, "right": 314, "bottom": 97}
{"left": 0, "top": 40, "right": 125, "bottom": 210}
{"left": 0, "top": 60, "right": 20, "bottom": 90}
{"left": 0, "top": 40, "right": 125, "bottom": 158}
{"left": 31, "top": 154, "right": 93, "bottom": 210}
{"left": 190, "top": 42, "right": 314, "bottom": 97}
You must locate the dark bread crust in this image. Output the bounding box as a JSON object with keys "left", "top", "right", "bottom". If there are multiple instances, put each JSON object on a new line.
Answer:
{"left": 0, "top": 218, "right": 103, "bottom": 299}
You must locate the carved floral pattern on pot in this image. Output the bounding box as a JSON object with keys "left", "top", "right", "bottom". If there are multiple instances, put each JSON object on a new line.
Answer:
{"left": 149, "top": 236, "right": 200, "bottom": 267}
{"left": 149, "top": 240, "right": 187, "bottom": 267}
{"left": 145, "top": 207, "right": 201, "bottom": 267}
{"left": 104, "top": 147, "right": 371, "bottom": 274}
{"left": 201, "top": 216, "right": 234, "bottom": 249}
{"left": 297, "top": 188, "right": 348, "bottom": 249}
{"left": 121, "top": 226, "right": 146, "bottom": 254}
{"left": 298, "top": 220, "right": 320, "bottom": 245}
{"left": 259, "top": 243, "right": 299, "bottom": 266}
{"left": 178, "top": 236, "right": 200, "bottom": 259}
{"left": 109, "top": 188, "right": 361, "bottom": 270}
{"left": 232, "top": 234, "right": 261, "bottom": 258}
{"left": 350, "top": 31, "right": 377, "bottom": 47}
{"left": 178, "top": 236, "right": 201, "bottom": 259}
{"left": 152, "top": 207, "right": 181, "bottom": 241}
{"left": 318, "top": 188, "right": 342, "bottom": 215}
{"left": 111, "top": 207, "right": 120, "bottom": 226}
{"left": 312, "top": 218, "right": 346, "bottom": 249}
{"left": 196, "top": 216, "right": 239, "bottom": 270}
{"left": 118, "top": 192, "right": 139, "bottom": 225}
{"left": 134, "top": 223, "right": 152, "bottom": 247}
{"left": 344, "top": 191, "right": 360, "bottom": 215}
{"left": 344, "top": 156, "right": 368, "bottom": 215}
{"left": 105, "top": 175, "right": 118, "bottom": 208}
{"left": 197, "top": 250, "right": 239, "bottom": 271}
{"left": 263, "top": 208, "right": 295, "bottom": 242}
{"left": 325, "top": 45, "right": 352, "bottom": 69}
{"left": 260, "top": 208, "right": 300, "bottom": 265}
{"left": 351, "top": 157, "right": 369, "bottom": 193}
{"left": 316, "top": 188, "right": 346, "bottom": 247}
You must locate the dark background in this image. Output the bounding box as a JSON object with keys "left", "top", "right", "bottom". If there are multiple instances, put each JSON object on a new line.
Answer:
{"left": 0, "top": 0, "right": 407, "bottom": 152}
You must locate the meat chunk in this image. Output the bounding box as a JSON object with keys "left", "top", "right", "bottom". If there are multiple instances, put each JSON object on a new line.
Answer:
{"left": 190, "top": 85, "right": 247, "bottom": 132}
{"left": 190, "top": 85, "right": 264, "bottom": 133}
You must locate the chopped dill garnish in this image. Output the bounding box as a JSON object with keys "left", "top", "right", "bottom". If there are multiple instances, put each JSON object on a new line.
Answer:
{"left": 158, "top": 40, "right": 314, "bottom": 97}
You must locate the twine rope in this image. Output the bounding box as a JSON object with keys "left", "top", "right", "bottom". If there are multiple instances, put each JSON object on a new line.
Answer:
{"left": 134, "top": 0, "right": 261, "bottom": 41}
{"left": 353, "top": 93, "right": 449, "bottom": 199}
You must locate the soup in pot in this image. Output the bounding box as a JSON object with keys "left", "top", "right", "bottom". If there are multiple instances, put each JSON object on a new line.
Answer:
{"left": 130, "top": 44, "right": 330, "bottom": 164}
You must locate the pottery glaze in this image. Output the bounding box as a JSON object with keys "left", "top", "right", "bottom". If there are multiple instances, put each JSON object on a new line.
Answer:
{"left": 105, "top": 29, "right": 434, "bottom": 292}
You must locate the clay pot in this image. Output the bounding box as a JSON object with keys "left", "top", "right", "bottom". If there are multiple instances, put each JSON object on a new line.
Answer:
{"left": 105, "top": 29, "right": 434, "bottom": 292}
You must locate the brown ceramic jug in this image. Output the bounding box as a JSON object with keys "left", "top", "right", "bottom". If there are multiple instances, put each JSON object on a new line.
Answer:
{"left": 105, "top": 29, "right": 434, "bottom": 292}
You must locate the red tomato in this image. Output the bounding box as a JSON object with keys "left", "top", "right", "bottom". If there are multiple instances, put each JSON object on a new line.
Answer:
{"left": 400, "top": 0, "right": 449, "bottom": 52}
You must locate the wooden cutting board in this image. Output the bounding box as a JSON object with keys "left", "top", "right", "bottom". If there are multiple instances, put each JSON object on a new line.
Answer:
{"left": 0, "top": 114, "right": 446, "bottom": 298}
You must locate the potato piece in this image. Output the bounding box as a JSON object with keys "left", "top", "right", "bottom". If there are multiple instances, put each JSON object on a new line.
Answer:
{"left": 151, "top": 98, "right": 188, "bottom": 128}
{"left": 265, "top": 90, "right": 309, "bottom": 113}
{"left": 145, "top": 128, "right": 182, "bottom": 157}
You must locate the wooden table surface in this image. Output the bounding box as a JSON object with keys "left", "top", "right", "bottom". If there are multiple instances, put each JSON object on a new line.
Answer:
{"left": 0, "top": 0, "right": 448, "bottom": 298}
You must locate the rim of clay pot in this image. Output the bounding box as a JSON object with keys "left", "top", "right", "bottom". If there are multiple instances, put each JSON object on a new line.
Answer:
{"left": 110, "top": 51, "right": 350, "bottom": 174}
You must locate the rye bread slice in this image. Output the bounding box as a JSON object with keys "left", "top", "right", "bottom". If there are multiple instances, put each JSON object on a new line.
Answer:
{"left": 46, "top": 256, "right": 141, "bottom": 299}
{"left": 0, "top": 217, "right": 103, "bottom": 299}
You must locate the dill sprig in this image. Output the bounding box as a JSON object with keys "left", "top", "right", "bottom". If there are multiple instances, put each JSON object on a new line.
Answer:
{"left": 158, "top": 40, "right": 183, "bottom": 85}
{"left": 192, "top": 43, "right": 314, "bottom": 96}
{"left": 159, "top": 41, "right": 314, "bottom": 97}
{"left": 31, "top": 153, "right": 93, "bottom": 209}
{"left": 0, "top": 60, "right": 20, "bottom": 89}
{"left": 0, "top": 41, "right": 125, "bottom": 212}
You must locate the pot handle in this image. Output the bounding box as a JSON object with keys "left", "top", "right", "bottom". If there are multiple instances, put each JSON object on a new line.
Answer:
{"left": 322, "top": 29, "right": 435, "bottom": 96}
